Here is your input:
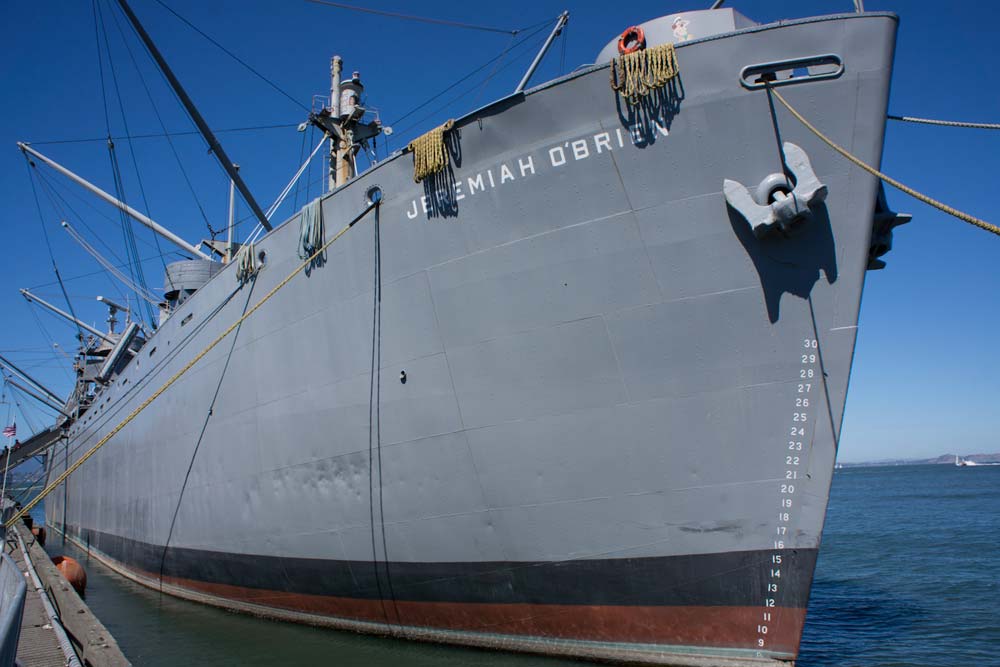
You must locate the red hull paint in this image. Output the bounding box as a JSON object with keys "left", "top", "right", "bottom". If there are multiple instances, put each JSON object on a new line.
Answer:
{"left": 161, "top": 573, "right": 805, "bottom": 655}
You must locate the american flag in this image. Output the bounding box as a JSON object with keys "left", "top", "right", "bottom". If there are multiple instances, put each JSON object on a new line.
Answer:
{"left": 2, "top": 423, "right": 14, "bottom": 439}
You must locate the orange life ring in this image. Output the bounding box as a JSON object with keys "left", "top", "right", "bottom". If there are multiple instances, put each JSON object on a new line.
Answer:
{"left": 618, "top": 26, "right": 646, "bottom": 55}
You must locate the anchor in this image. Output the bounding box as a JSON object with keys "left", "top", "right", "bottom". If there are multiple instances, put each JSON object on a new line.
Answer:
{"left": 724, "top": 142, "right": 828, "bottom": 238}
{"left": 867, "top": 182, "right": 911, "bottom": 270}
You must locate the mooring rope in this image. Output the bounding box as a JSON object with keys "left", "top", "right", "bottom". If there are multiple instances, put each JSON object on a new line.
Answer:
{"left": 769, "top": 88, "right": 998, "bottom": 237}
{"left": 610, "top": 42, "right": 679, "bottom": 105}
{"left": 407, "top": 119, "right": 454, "bottom": 182}
{"left": 4, "top": 201, "right": 379, "bottom": 529}
{"left": 888, "top": 114, "right": 1000, "bottom": 130}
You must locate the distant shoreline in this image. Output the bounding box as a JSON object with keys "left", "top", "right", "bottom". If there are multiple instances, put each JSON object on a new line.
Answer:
{"left": 837, "top": 453, "right": 1000, "bottom": 468}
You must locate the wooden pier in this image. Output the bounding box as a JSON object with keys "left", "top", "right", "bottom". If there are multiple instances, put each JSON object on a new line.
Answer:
{"left": 7, "top": 523, "right": 130, "bottom": 666}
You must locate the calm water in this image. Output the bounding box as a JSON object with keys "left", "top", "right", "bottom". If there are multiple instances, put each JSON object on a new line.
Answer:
{"left": 30, "top": 464, "right": 1000, "bottom": 666}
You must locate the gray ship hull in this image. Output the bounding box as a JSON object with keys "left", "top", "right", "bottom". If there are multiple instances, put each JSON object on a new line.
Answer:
{"left": 45, "top": 12, "right": 898, "bottom": 665}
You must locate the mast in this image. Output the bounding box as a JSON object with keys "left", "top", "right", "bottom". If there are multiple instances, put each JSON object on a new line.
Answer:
{"left": 309, "top": 57, "right": 381, "bottom": 190}
{"left": 330, "top": 56, "right": 342, "bottom": 191}
{"left": 115, "top": 0, "right": 273, "bottom": 232}
{"left": 20, "top": 289, "right": 114, "bottom": 345}
{"left": 19, "top": 143, "right": 210, "bottom": 260}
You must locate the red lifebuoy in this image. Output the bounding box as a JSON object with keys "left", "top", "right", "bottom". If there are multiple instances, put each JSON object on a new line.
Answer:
{"left": 618, "top": 26, "right": 646, "bottom": 55}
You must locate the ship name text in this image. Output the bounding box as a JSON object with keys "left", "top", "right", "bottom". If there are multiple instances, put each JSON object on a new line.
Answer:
{"left": 404, "top": 122, "right": 670, "bottom": 220}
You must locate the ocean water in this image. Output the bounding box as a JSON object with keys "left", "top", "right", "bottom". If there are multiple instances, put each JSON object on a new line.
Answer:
{"left": 31, "top": 464, "right": 1000, "bottom": 666}
{"left": 797, "top": 464, "right": 1000, "bottom": 666}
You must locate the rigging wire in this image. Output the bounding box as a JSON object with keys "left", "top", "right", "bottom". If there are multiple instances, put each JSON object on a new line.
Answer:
{"left": 24, "top": 157, "right": 86, "bottom": 345}
{"left": 26, "top": 309, "right": 75, "bottom": 384}
{"left": 243, "top": 133, "right": 329, "bottom": 245}
{"left": 92, "top": 0, "right": 114, "bottom": 138}
{"left": 93, "top": 1, "right": 140, "bottom": 307}
{"left": 26, "top": 123, "right": 299, "bottom": 146}
{"left": 95, "top": 0, "right": 158, "bottom": 327}
{"left": 50, "top": 281, "right": 248, "bottom": 478}
{"left": 14, "top": 466, "right": 51, "bottom": 507}
{"left": 151, "top": 0, "right": 308, "bottom": 111}
{"left": 385, "top": 18, "right": 555, "bottom": 151}
{"left": 27, "top": 247, "right": 185, "bottom": 292}
{"left": 107, "top": 2, "right": 215, "bottom": 246}
{"left": 63, "top": 224, "right": 161, "bottom": 306}
{"left": 27, "top": 169, "right": 137, "bottom": 300}
{"left": 26, "top": 304, "right": 73, "bottom": 381}
{"left": 157, "top": 281, "right": 257, "bottom": 591}
{"left": 366, "top": 191, "right": 391, "bottom": 626}
{"left": 471, "top": 32, "right": 519, "bottom": 108}
{"left": 4, "top": 380, "right": 40, "bottom": 435}
{"left": 292, "top": 124, "right": 309, "bottom": 211}
{"left": 305, "top": 123, "right": 315, "bottom": 204}
{"left": 2, "top": 386, "right": 10, "bottom": 429}
{"left": 305, "top": 0, "right": 520, "bottom": 35}
{"left": 32, "top": 131, "right": 134, "bottom": 307}
{"left": 35, "top": 168, "right": 182, "bottom": 263}
{"left": 390, "top": 30, "right": 553, "bottom": 141}
{"left": 5, "top": 203, "right": 378, "bottom": 529}
{"left": 35, "top": 169, "right": 129, "bottom": 264}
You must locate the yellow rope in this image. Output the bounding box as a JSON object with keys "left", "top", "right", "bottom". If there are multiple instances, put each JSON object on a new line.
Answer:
{"left": 5, "top": 202, "right": 378, "bottom": 529}
{"left": 610, "top": 43, "right": 679, "bottom": 105}
{"left": 407, "top": 119, "right": 454, "bottom": 182}
{"left": 770, "top": 88, "right": 998, "bottom": 236}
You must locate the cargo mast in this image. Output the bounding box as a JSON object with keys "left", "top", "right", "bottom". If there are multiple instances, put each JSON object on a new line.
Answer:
{"left": 311, "top": 57, "right": 382, "bottom": 190}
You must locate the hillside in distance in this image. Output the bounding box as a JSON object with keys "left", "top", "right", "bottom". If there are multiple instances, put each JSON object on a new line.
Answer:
{"left": 839, "top": 452, "right": 1000, "bottom": 467}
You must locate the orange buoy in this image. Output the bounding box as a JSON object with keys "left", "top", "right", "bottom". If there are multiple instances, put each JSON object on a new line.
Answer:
{"left": 31, "top": 526, "right": 46, "bottom": 547}
{"left": 51, "top": 555, "right": 87, "bottom": 596}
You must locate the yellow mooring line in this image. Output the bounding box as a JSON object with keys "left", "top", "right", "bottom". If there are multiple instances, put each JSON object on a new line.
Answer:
{"left": 769, "top": 87, "right": 999, "bottom": 237}
{"left": 5, "top": 202, "right": 378, "bottom": 529}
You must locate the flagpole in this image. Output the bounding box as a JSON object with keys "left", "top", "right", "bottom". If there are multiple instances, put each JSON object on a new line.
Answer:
{"left": 1, "top": 441, "right": 10, "bottom": 508}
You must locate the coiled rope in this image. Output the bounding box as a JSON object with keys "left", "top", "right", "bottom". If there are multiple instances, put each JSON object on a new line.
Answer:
{"left": 770, "top": 88, "right": 998, "bottom": 237}
{"left": 888, "top": 114, "right": 1000, "bottom": 131}
{"left": 298, "top": 198, "right": 325, "bottom": 260}
{"left": 234, "top": 242, "right": 258, "bottom": 283}
{"left": 408, "top": 119, "right": 454, "bottom": 182}
{"left": 610, "top": 42, "right": 679, "bottom": 105}
{"left": 4, "top": 201, "right": 379, "bottom": 529}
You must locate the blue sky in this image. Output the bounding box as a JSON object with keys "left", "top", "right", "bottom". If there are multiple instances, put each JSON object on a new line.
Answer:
{"left": 0, "top": 0, "right": 997, "bottom": 463}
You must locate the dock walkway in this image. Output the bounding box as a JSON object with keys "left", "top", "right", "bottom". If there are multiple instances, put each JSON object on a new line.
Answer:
{"left": 7, "top": 523, "right": 130, "bottom": 666}
{"left": 7, "top": 527, "right": 73, "bottom": 667}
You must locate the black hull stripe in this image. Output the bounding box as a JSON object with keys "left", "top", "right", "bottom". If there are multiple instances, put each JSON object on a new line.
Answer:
{"left": 65, "top": 526, "right": 816, "bottom": 607}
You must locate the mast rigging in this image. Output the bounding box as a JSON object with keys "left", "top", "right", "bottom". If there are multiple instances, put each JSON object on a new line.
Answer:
{"left": 19, "top": 143, "right": 211, "bottom": 260}
{"left": 115, "top": 0, "right": 273, "bottom": 232}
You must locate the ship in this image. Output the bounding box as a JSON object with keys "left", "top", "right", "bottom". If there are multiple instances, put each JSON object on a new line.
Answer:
{"left": 5, "top": 2, "right": 907, "bottom": 665}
